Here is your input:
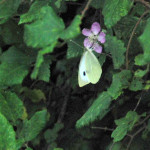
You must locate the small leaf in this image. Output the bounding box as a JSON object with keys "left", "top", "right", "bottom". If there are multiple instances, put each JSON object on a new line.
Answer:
{"left": 107, "top": 70, "right": 132, "bottom": 99}
{"left": 38, "top": 61, "right": 50, "bottom": 82}
{"left": 23, "top": 88, "right": 46, "bottom": 103}
{"left": 0, "top": 112, "right": 16, "bottom": 150}
{"left": 111, "top": 124, "right": 128, "bottom": 142}
{"left": 44, "top": 123, "right": 64, "bottom": 143}
{"left": 104, "top": 35, "right": 126, "bottom": 69}
{"left": 112, "top": 111, "right": 139, "bottom": 142}
{"left": 134, "top": 54, "right": 147, "bottom": 66}
{"left": 102, "top": 0, "right": 133, "bottom": 28}
{"left": 76, "top": 92, "right": 112, "bottom": 128}
{"left": 60, "top": 15, "right": 81, "bottom": 40}
{"left": 19, "top": 109, "right": 49, "bottom": 142}
{"left": 24, "top": 6, "right": 65, "bottom": 48}
{"left": 129, "top": 78, "right": 143, "bottom": 91}
{"left": 134, "top": 67, "right": 149, "bottom": 78}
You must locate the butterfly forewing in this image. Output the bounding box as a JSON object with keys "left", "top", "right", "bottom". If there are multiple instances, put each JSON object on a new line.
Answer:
{"left": 85, "top": 51, "right": 102, "bottom": 84}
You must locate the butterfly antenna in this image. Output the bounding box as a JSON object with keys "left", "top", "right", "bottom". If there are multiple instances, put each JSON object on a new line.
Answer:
{"left": 69, "top": 39, "right": 84, "bottom": 49}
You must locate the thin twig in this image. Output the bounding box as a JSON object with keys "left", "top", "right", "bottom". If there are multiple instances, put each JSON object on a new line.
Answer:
{"left": 126, "top": 125, "right": 146, "bottom": 150}
{"left": 135, "top": 114, "right": 150, "bottom": 127}
{"left": 134, "top": 0, "right": 150, "bottom": 9}
{"left": 57, "top": 86, "right": 71, "bottom": 123}
{"left": 81, "top": 0, "right": 92, "bottom": 20}
{"left": 91, "top": 126, "right": 114, "bottom": 131}
{"left": 125, "top": 10, "right": 149, "bottom": 69}
{"left": 133, "top": 95, "right": 142, "bottom": 111}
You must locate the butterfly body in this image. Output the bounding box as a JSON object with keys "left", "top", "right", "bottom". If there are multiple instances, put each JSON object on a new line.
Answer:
{"left": 78, "top": 50, "right": 102, "bottom": 87}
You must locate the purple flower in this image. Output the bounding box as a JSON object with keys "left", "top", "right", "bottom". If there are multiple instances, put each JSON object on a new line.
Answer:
{"left": 82, "top": 22, "right": 106, "bottom": 53}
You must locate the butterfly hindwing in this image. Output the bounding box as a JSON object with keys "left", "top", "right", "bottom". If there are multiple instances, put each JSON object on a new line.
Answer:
{"left": 85, "top": 51, "right": 102, "bottom": 84}
{"left": 78, "top": 51, "right": 90, "bottom": 87}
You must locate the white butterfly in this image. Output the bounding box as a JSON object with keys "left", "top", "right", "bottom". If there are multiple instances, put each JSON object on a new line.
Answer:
{"left": 78, "top": 49, "right": 102, "bottom": 87}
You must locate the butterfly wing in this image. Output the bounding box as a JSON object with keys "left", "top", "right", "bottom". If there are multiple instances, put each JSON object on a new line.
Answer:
{"left": 78, "top": 51, "right": 90, "bottom": 87}
{"left": 85, "top": 51, "right": 102, "bottom": 84}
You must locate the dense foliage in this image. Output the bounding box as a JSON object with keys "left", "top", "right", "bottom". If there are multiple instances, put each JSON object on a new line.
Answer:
{"left": 0, "top": 0, "right": 150, "bottom": 149}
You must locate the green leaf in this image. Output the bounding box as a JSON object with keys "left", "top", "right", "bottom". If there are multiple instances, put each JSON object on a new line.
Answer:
{"left": 0, "top": 0, "right": 21, "bottom": 23}
{"left": 134, "top": 54, "right": 147, "bottom": 66}
{"left": 23, "top": 88, "right": 46, "bottom": 103}
{"left": 76, "top": 92, "right": 112, "bottom": 128}
{"left": 129, "top": 78, "right": 143, "bottom": 91}
{"left": 19, "top": 1, "right": 48, "bottom": 24}
{"left": 107, "top": 70, "right": 132, "bottom": 99}
{"left": 54, "top": 148, "right": 63, "bottom": 150}
{"left": 138, "top": 18, "right": 150, "bottom": 64}
{"left": 104, "top": 35, "right": 126, "bottom": 69}
{"left": 60, "top": 15, "right": 81, "bottom": 40}
{"left": 0, "top": 62, "right": 29, "bottom": 87}
{"left": 38, "top": 61, "right": 50, "bottom": 82}
{"left": 19, "top": 109, "right": 48, "bottom": 142}
{"left": 31, "top": 42, "right": 56, "bottom": 79}
{"left": 24, "top": 6, "right": 65, "bottom": 48}
{"left": 111, "top": 124, "right": 128, "bottom": 142}
{"left": 102, "top": 0, "right": 133, "bottom": 28}
{"left": 1, "top": 20, "right": 23, "bottom": 44}
{"left": 44, "top": 123, "right": 64, "bottom": 143}
{"left": 0, "top": 46, "right": 33, "bottom": 65}
{"left": 0, "top": 91, "right": 24, "bottom": 124}
{"left": 67, "top": 35, "right": 84, "bottom": 59}
{"left": 134, "top": 67, "right": 149, "bottom": 78}
{"left": 112, "top": 111, "right": 139, "bottom": 142}
{"left": 0, "top": 112, "right": 16, "bottom": 150}
{"left": 91, "top": 0, "right": 104, "bottom": 9}
{"left": 26, "top": 148, "right": 33, "bottom": 150}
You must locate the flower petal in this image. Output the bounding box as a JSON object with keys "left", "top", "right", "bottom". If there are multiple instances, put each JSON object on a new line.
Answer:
{"left": 92, "top": 43, "right": 102, "bottom": 53}
{"left": 83, "top": 38, "right": 93, "bottom": 48}
{"left": 82, "top": 28, "right": 92, "bottom": 36}
{"left": 91, "top": 22, "right": 101, "bottom": 35}
{"left": 98, "top": 32, "right": 106, "bottom": 43}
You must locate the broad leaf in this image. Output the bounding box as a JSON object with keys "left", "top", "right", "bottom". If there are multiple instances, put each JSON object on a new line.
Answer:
{"left": 102, "top": 0, "right": 133, "bottom": 28}
{"left": 19, "top": 109, "right": 48, "bottom": 142}
{"left": 76, "top": 92, "right": 112, "bottom": 128}
{"left": 0, "top": 91, "right": 24, "bottom": 124}
{"left": 19, "top": 1, "right": 48, "bottom": 24}
{"left": 0, "top": 62, "right": 29, "bottom": 87}
{"left": 60, "top": 15, "right": 81, "bottom": 40}
{"left": 31, "top": 42, "right": 56, "bottom": 79}
{"left": 1, "top": 20, "right": 23, "bottom": 44}
{"left": 107, "top": 70, "right": 132, "bottom": 99}
{"left": 67, "top": 35, "right": 84, "bottom": 59}
{"left": 0, "top": 112, "right": 16, "bottom": 150}
{"left": 138, "top": 18, "right": 150, "bottom": 64}
{"left": 104, "top": 35, "right": 126, "bottom": 69}
{"left": 24, "top": 6, "right": 65, "bottom": 48}
{"left": 0, "top": 0, "right": 21, "bottom": 23}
